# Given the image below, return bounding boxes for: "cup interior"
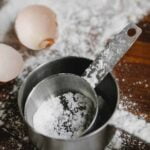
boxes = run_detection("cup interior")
[24,73,99,138]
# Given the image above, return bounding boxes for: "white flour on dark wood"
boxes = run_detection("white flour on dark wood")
[33,92,94,139]
[110,102,150,144]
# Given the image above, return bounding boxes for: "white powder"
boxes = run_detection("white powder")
[33,92,94,139]
[145,84,149,88]
[110,104,150,143]
[105,130,123,150]
[0,0,149,146]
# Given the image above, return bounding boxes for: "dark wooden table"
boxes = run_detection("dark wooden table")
[114,15,150,121]
[112,14,150,149]
[0,15,150,150]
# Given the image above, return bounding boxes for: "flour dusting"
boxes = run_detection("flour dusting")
[32,92,94,139]
[105,130,123,150]
[110,103,150,143]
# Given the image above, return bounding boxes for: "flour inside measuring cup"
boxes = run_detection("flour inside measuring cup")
[33,92,94,139]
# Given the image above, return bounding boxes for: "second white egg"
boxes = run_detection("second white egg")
[0,44,24,82]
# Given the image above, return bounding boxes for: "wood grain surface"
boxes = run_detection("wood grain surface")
[112,14,150,149]
[114,15,150,121]
[0,15,150,150]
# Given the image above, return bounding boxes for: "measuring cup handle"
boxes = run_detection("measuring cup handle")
[82,23,142,88]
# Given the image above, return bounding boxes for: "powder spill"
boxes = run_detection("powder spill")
[110,104,150,143]
[32,92,94,139]
[105,130,123,150]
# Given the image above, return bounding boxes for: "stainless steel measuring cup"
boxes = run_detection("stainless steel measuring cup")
[18,56,118,150]
[18,23,142,150]
[24,73,99,138]
[24,23,142,138]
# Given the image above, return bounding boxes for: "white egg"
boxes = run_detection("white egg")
[0,44,24,82]
[15,5,58,50]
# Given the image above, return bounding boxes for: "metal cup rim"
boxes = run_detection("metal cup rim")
[18,56,119,142]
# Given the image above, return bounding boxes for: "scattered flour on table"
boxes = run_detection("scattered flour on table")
[32,92,94,139]
[105,130,123,150]
[110,103,150,143]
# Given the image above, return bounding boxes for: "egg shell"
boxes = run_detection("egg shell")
[15,5,58,50]
[0,44,24,82]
